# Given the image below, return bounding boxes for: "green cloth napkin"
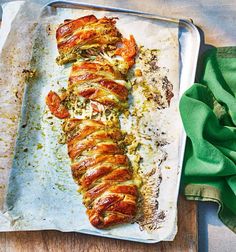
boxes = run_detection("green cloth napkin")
[180,47,236,233]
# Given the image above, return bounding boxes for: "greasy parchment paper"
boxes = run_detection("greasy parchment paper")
[0,0,180,243]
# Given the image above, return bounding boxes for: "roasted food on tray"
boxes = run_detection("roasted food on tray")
[46,91,70,119]
[114,35,137,68]
[68,61,129,110]
[62,119,138,228]
[56,15,122,64]
[46,14,139,229]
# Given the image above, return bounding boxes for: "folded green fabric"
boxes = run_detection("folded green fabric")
[180,47,236,233]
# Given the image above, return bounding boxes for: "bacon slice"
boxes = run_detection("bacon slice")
[69,61,129,110]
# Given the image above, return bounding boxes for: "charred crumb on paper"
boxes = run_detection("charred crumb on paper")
[23,148,28,153]
[46,24,52,35]
[22,69,37,80]
[157,210,166,220]
[162,76,174,106]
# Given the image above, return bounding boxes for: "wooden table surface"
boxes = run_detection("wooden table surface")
[0,196,197,252]
[1,0,236,251]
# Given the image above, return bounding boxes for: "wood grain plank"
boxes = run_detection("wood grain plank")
[0,196,197,252]
[0,232,6,252]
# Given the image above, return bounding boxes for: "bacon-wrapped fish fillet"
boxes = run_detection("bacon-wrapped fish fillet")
[46,14,140,229]
[56,15,121,65]
[62,119,138,229]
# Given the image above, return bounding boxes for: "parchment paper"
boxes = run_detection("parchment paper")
[0,0,180,242]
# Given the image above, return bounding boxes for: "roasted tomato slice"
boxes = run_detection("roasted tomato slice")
[115,35,137,68]
[46,91,70,119]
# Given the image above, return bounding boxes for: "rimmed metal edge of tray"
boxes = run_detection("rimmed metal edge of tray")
[39,1,200,243]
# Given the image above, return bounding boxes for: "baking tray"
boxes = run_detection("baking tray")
[2,1,200,243]
[46,0,200,236]
[45,0,200,213]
